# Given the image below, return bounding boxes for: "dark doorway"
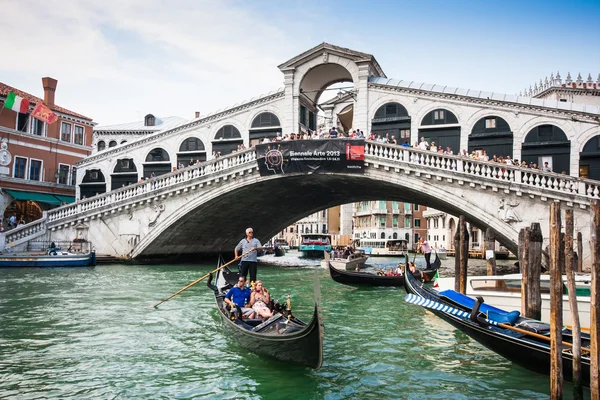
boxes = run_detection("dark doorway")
[143,148,171,178]
[418,109,460,153]
[79,169,106,199]
[111,158,138,190]
[371,102,411,139]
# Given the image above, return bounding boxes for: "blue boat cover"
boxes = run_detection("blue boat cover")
[439,290,520,325]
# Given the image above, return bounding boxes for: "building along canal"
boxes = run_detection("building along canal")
[0,254,589,399]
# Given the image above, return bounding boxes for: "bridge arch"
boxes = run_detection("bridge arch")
[79,169,107,199]
[143,147,172,177]
[111,158,138,190]
[370,101,411,140]
[130,165,521,259]
[580,134,600,180]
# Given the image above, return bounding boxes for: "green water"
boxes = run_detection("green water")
[0,255,588,399]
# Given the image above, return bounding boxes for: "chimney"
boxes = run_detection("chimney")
[41,77,58,108]
[195,111,200,118]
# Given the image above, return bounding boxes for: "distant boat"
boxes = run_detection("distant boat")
[0,241,96,268]
[299,234,332,258]
[357,238,407,257]
[320,252,369,270]
[436,273,591,331]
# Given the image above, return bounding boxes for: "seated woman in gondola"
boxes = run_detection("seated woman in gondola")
[408,262,422,278]
[250,280,273,320]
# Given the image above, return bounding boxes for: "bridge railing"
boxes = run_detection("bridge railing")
[3,215,47,249]
[47,149,258,224]
[365,141,599,200]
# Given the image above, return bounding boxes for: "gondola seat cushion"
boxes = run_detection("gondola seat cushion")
[439,290,520,324]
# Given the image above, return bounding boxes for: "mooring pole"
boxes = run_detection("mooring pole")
[519,227,530,316]
[576,231,583,273]
[590,199,600,399]
[454,225,460,292]
[485,227,496,276]
[459,216,468,294]
[528,223,543,321]
[549,202,563,399]
[564,209,583,399]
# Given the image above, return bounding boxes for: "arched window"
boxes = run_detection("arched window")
[469,116,513,159]
[251,112,281,128]
[120,140,127,144]
[580,135,600,180]
[421,109,458,125]
[145,148,170,162]
[97,140,106,151]
[109,140,117,148]
[178,137,207,165]
[145,114,155,127]
[374,102,409,119]
[213,125,243,155]
[179,137,205,152]
[393,232,398,239]
[215,125,241,140]
[380,232,385,239]
[522,124,570,174]
[112,159,138,190]
[80,169,106,199]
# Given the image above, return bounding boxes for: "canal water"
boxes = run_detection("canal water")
[0,252,589,399]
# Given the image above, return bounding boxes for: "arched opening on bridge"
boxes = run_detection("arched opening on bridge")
[111,158,138,190]
[144,148,171,178]
[249,112,281,146]
[79,169,106,199]
[3,199,44,225]
[109,140,117,148]
[178,137,206,166]
[97,140,106,152]
[371,102,410,142]
[522,124,570,174]
[418,109,460,152]
[299,64,354,134]
[120,140,127,145]
[468,116,513,159]
[212,125,242,155]
[579,134,600,180]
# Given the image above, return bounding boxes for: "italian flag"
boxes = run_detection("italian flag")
[433,270,440,290]
[4,92,30,113]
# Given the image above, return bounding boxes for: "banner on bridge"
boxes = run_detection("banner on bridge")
[256,139,365,176]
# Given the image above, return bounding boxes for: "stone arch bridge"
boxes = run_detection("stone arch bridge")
[5,141,599,268]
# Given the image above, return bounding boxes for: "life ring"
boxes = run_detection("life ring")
[49,251,57,256]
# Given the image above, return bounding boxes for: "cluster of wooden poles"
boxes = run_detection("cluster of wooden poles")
[451,200,599,400]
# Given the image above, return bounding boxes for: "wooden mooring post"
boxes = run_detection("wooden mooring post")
[528,224,543,321]
[485,228,496,276]
[576,231,583,274]
[591,199,600,399]
[458,216,468,294]
[519,227,530,316]
[564,209,583,400]
[549,202,563,399]
[454,225,460,292]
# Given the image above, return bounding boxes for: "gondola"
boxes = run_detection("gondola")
[207,265,323,369]
[402,263,592,386]
[328,254,440,287]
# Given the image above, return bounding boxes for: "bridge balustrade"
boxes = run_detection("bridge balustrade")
[365,141,600,199]
[4,217,47,248]
[46,149,258,224]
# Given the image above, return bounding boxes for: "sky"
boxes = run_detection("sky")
[2,0,599,125]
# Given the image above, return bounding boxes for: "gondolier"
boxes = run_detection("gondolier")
[234,228,263,284]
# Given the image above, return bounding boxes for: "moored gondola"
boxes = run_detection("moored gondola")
[402,263,592,386]
[207,266,323,369]
[328,254,439,287]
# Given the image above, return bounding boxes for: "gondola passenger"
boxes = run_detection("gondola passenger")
[224,276,255,319]
[250,280,273,320]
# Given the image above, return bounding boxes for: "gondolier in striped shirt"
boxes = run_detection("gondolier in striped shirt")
[235,228,263,284]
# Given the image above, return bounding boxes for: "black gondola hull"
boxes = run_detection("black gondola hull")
[403,266,591,386]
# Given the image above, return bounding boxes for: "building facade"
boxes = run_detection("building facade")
[0,77,94,225]
[423,208,484,251]
[353,201,414,247]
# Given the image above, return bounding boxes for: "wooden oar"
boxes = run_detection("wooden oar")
[404,294,590,353]
[153,250,253,308]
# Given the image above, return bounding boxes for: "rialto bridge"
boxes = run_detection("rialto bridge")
[3,43,600,268]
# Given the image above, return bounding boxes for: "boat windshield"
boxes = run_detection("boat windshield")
[301,236,330,245]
